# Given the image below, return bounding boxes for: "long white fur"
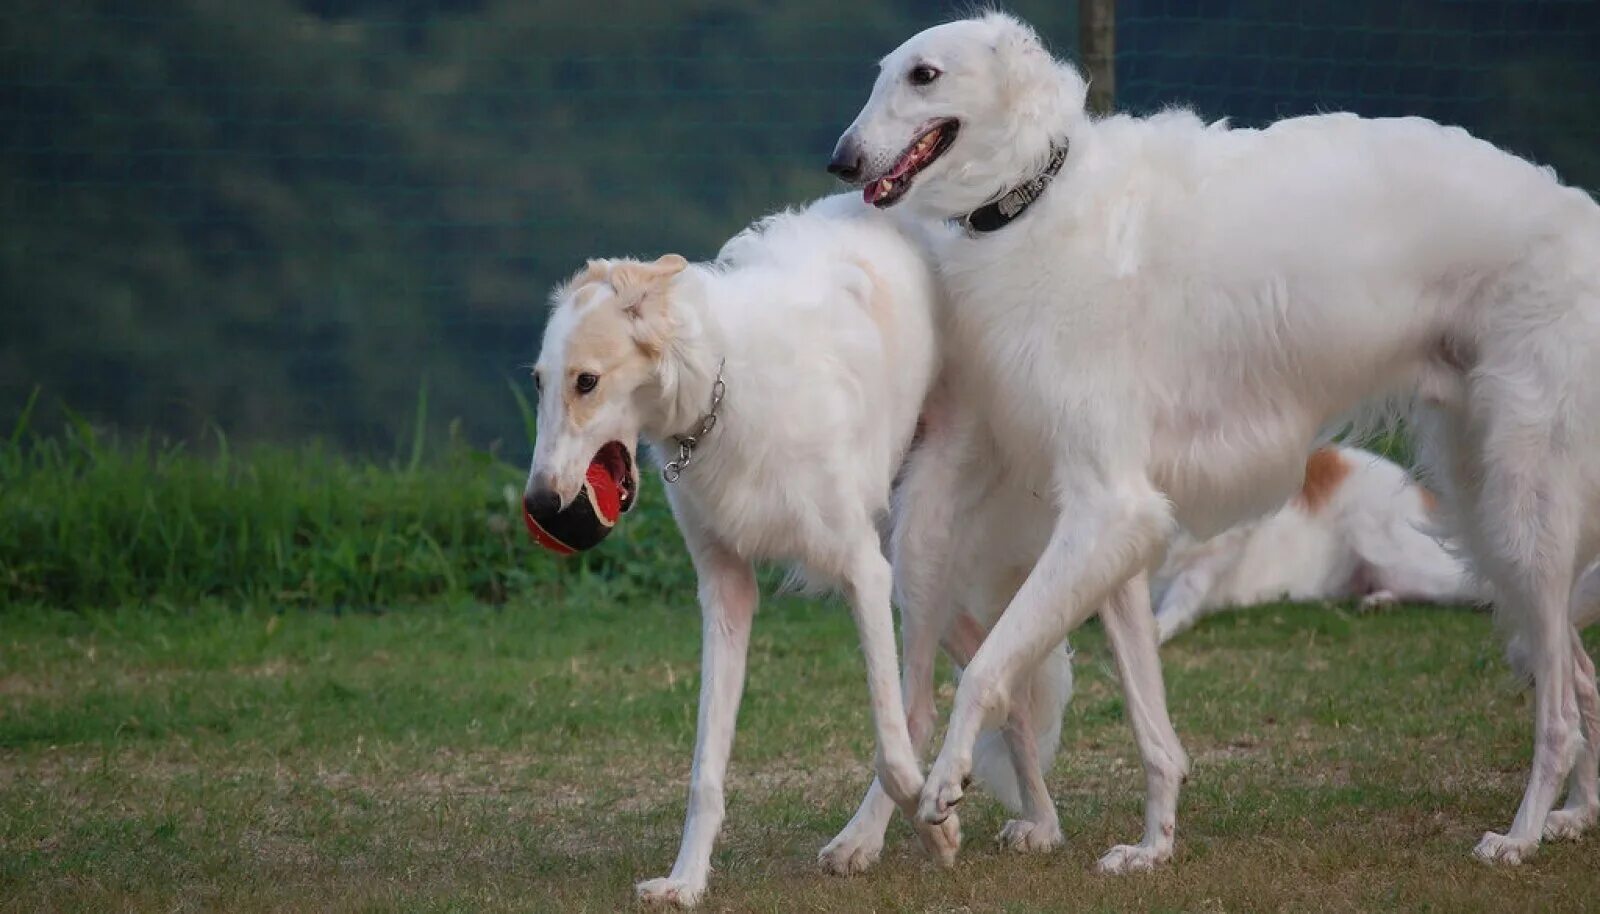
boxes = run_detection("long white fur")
[830,11,1600,871]
[819,397,1078,870]
[529,196,954,907]
[1153,445,1487,642]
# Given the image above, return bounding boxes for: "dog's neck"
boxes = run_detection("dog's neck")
[955,139,1070,235]
[642,270,726,449]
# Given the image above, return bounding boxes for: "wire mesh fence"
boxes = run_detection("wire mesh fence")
[3,1,1596,453]
[1118,0,1600,186]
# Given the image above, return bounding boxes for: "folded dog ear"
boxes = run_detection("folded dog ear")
[608,254,686,292]
[985,12,1086,122]
[648,253,688,276]
[610,254,687,356]
[549,258,615,309]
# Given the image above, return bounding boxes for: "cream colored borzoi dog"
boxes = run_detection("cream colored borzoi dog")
[523,196,1070,905]
[826,12,1600,870]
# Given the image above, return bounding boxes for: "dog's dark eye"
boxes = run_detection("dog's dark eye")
[909,64,941,86]
[532,371,542,393]
[575,373,599,394]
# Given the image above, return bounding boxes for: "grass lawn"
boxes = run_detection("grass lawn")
[3,597,1598,912]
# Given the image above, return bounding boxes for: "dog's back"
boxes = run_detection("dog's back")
[663,195,940,568]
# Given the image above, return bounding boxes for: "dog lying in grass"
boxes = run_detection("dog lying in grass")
[1153,445,1486,642]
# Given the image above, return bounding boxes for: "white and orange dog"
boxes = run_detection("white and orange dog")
[524,196,1068,905]
[829,12,1600,870]
[1153,445,1485,642]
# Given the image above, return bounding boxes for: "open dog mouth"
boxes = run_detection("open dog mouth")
[865,119,959,208]
[593,440,638,513]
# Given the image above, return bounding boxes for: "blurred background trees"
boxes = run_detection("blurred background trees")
[3,1,1595,452]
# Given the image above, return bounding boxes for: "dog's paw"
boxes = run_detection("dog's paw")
[1358,590,1398,611]
[1096,842,1170,875]
[818,827,884,876]
[918,763,967,825]
[998,818,1063,853]
[1154,617,1181,644]
[636,876,705,907]
[914,811,962,866]
[1472,831,1538,865]
[1543,804,1600,841]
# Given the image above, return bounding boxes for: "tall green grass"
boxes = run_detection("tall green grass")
[0,395,694,611]
[0,384,1420,614]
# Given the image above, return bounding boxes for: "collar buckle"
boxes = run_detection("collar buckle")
[957,139,1069,236]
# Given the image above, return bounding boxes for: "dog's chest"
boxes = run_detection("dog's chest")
[937,237,1130,447]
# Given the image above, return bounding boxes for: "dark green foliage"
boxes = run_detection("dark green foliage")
[0,1,1078,449]
[9,2,1592,451]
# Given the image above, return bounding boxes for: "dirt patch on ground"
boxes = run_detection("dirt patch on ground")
[0,673,43,697]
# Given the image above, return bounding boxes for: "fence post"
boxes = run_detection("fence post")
[1079,0,1115,116]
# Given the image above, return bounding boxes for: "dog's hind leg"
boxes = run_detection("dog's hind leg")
[1544,626,1600,840]
[1465,417,1583,864]
[1095,571,1189,873]
[949,610,1069,854]
[636,528,757,907]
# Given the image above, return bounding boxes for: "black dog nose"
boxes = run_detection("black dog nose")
[828,137,864,182]
[524,486,562,518]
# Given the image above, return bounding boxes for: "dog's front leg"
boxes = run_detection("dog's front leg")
[918,478,1173,832]
[821,399,974,873]
[818,589,957,873]
[636,536,757,908]
[842,529,924,815]
[1096,571,1189,872]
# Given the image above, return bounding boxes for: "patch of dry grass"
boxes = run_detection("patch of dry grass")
[2,600,1597,912]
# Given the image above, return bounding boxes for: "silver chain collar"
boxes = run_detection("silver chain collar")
[661,359,726,484]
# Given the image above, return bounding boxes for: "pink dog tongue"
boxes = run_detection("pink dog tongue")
[864,157,913,204]
[864,131,940,204]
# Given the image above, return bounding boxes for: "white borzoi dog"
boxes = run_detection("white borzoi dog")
[827,12,1600,869]
[1153,445,1485,642]
[526,196,996,905]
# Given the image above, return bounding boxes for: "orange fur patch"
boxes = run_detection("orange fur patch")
[1296,447,1352,513]
[849,259,897,345]
[1419,486,1440,513]
[607,254,686,294]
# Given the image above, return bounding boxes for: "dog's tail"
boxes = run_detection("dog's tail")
[969,641,1074,816]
